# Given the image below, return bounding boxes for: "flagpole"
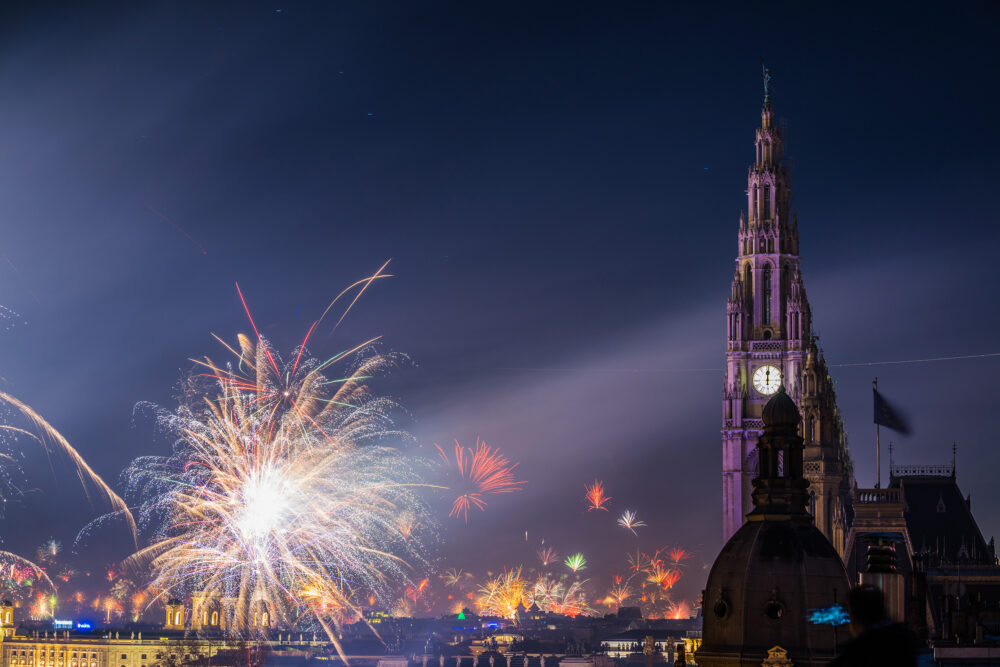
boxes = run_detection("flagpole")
[874,377,880,489]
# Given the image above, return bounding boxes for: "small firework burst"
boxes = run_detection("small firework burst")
[564,552,587,573]
[435,439,525,522]
[584,479,611,511]
[617,509,646,535]
[537,546,559,567]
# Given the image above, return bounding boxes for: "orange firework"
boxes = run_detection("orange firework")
[436,439,525,522]
[475,567,528,620]
[669,548,691,563]
[584,479,611,511]
[628,550,652,573]
[405,578,428,604]
[668,600,692,619]
[661,569,682,590]
[606,582,631,607]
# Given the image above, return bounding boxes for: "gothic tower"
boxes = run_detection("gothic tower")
[721,75,855,553]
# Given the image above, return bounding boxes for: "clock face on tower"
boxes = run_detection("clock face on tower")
[753,365,782,395]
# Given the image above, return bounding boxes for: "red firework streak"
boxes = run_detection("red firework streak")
[435,439,526,522]
[669,547,691,563]
[584,479,612,511]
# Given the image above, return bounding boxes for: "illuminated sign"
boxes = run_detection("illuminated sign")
[76,622,92,631]
[53,620,73,629]
[807,605,849,626]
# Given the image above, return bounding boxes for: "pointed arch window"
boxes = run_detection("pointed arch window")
[743,264,753,310]
[762,265,772,325]
[763,186,770,221]
[781,264,791,330]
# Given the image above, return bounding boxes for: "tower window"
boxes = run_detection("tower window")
[763,186,770,220]
[743,264,753,309]
[762,265,772,325]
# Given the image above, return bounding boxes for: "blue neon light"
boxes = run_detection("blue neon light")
[807,604,849,626]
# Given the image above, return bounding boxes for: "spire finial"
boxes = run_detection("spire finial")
[761,59,772,105]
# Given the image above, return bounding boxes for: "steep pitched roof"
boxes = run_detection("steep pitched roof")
[895,475,993,565]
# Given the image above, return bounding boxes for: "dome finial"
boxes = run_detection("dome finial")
[762,384,799,428]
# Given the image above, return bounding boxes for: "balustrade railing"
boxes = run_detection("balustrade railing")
[855,487,901,504]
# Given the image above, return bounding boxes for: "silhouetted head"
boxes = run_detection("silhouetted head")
[847,584,887,635]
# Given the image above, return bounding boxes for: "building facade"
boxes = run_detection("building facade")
[721,86,854,551]
[701,389,851,667]
[845,457,1000,642]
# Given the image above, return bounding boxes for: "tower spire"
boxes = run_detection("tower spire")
[761,59,772,106]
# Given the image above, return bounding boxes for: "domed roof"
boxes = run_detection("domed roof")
[698,519,850,665]
[762,385,800,428]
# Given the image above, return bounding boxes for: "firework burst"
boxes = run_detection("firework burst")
[475,568,527,620]
[605,581,631,607]
[584,479,611,511]
[669,548,691,563]
[119,283,431,656]
[617,509,646,535]
[537,546,558,567]
[530,575,591,617]
[564,552,587,573]
[435,439,525,522]
[668,599,692,619]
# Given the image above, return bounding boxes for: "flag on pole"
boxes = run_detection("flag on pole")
[873,388,911,435]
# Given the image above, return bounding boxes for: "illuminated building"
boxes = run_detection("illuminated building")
[0,601,316,667]
[845,453,1000,643]
[722,72,854,550]
[601,627,701,663]
[699,388,851,666]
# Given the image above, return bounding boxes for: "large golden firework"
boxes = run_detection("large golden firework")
[123,280,430,656]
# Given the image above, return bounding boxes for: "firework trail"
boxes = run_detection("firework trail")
[584,479,611,511]
[617,509,646,535]
[564,553,587,573]
[536,546,558,567]
[435,439,525,522]
[0,393,138,541]
[319,260,393,334]
[117,287,431,659]
[146,204,208,255]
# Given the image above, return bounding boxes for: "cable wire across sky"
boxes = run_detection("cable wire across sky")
[499,352,1000,374]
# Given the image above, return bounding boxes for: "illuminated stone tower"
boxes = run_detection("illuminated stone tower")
[721,74,855,552]
[0,600,12,638]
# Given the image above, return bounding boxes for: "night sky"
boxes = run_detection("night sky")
[0,1,998,606]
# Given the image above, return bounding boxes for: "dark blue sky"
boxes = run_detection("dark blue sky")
[0,1,998,604]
